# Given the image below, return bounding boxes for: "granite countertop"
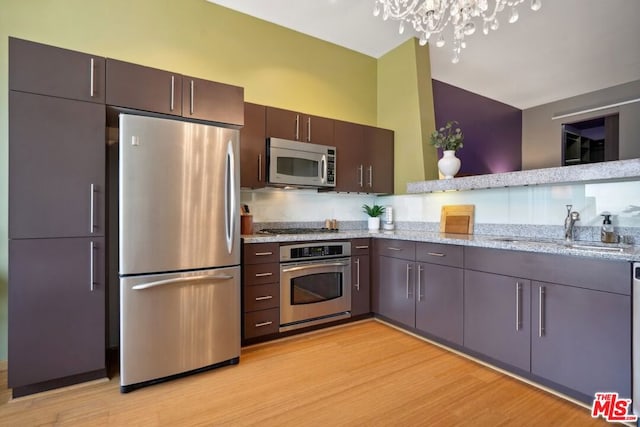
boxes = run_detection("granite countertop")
[242,230,640,262]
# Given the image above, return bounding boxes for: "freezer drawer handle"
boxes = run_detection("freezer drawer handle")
[132,274,234,290]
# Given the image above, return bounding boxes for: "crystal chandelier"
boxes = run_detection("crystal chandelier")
[373,0,542,63]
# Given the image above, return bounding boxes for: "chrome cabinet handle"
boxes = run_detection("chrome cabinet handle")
[515,282,522,331]
[258,154,263,182]
[89,58,95,98]
[427,252,445,257]
[417,265,423,301]
[307,117,311,142]
[170,75,175,111]
[190,80,195,115]
[406,264,411,299]
[255,295,273,301]
[387,247,402,251]
[89,184,96,233]
[89,241,96,291]
[355,245,369,250]
[255,321,273,328]
[295,114,300,140]
[133,274,233,290]
[254,251,273,256]
[358,165,364,188]
[354,258,360,291]
[368,165,373,188]
[254,272,273,277]
[538,286,546,337]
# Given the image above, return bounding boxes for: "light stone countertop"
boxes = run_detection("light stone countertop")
[242,230,640,262]
[406,158,640,193]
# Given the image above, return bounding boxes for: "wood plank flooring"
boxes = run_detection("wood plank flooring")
[0,320,608,426]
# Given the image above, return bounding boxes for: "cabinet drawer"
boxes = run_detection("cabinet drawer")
[416,242,463,267]
[243,263,279,286]
[244,308,279,339]
[375,239,415,260]
[351,238,370,255]
[244,283,279,312]
[243,243,279,264]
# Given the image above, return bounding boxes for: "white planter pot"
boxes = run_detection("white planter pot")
[367,217,381,231]
[438,150,461,179]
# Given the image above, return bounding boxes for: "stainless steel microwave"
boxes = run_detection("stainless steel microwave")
[267,137,336,188]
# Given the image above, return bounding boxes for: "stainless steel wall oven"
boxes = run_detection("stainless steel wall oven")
[279,241,351,332]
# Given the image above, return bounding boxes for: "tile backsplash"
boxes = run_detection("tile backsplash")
[241,179,640,241]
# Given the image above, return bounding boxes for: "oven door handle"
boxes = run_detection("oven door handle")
[281,261,350,273]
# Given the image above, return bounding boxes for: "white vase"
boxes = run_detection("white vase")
[367,217,380,231]
[438,150,461,179]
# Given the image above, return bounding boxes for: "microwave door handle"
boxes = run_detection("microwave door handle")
[320,154,327,184]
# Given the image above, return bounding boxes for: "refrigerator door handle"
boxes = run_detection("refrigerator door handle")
[132,274,234,290]
[225,140,236,254]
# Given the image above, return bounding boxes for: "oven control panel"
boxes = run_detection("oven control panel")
[280,241,351,262]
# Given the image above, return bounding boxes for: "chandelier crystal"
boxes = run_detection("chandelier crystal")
[373,0,542,63]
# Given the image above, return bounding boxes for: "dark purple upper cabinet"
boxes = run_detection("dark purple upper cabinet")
[8,237,106,390]
[265,106,334,146]
[334,120,365,193]
[182,76,244,126]
[9,91,105,239]
[531,281,631,399]
[432,79,522,176]
[106,59,182,116]
[240,102,267,188]
[9,37,105,104]
[464,270,531,372]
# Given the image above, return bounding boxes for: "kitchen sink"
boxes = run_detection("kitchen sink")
[564,243,626,253]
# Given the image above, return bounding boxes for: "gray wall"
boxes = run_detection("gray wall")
[522,80,640,170]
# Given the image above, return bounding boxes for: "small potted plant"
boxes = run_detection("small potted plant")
[362,204,385,231]
[430,120,464,179]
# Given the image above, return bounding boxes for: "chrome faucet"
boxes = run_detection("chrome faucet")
[564,204,580,242]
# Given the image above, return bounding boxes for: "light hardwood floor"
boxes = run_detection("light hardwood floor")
[0,320,608,426]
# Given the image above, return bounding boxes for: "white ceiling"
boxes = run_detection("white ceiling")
[206,0,640,109]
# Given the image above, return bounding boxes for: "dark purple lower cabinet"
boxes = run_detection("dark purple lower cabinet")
[376,256,415,327]
[531,281,631,398]
[8,237,106,395]
[351,254,371,317]
[464,270,531,372]
[415,263,463,345]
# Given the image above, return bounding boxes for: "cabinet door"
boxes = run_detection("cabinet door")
[334,120,365,192]
[9,37,105,103]
[266,106,302,141]
[531,281,631,398]
[8,237,106,390]
[464,270,531,371]
[106,59,181,116]
[415,263,464,345]
[364,126,394,194]
[304,114,334,146]
[352,254,371,316]
[183,76,244,126]
[9,91,105,239]
[240,103,267,188]
[376,256,415,326]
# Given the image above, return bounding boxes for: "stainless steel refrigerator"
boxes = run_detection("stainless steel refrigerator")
[118,113,240,393]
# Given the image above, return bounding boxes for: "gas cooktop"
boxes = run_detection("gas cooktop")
[257,228,339,235]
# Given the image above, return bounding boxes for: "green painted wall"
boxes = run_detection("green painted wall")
[377,38,438,194]
[0,0,435,361]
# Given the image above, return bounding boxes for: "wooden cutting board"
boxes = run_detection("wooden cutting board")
[440,205,475,234]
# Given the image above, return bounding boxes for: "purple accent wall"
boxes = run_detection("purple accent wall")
[432,80,522,176]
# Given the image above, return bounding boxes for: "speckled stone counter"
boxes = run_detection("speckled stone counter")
[406,158,640,193]
[242,230,640,262]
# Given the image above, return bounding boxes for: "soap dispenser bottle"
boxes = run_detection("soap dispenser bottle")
[600,213,617,243]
